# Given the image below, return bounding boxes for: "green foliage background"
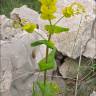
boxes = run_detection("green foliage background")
[0,0,40,17]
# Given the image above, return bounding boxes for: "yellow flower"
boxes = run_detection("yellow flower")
[41,5,57,14]
[62,6,74,18]
[12,21,21,28]
[40,0,57,20]
[62,2,85,18]
[71,2,85,14]
[20,18,27,25]
[40,0,57,6]
[22,23,36,33]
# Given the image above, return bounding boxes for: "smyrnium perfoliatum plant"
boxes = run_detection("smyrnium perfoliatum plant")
[12,0,85,96]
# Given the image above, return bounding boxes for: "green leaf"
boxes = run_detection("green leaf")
[38,48,56,71]
[51,82,61,93]
[45,25,69,34]
[37,81,60,96]
[31,40,55,49]
[91,64,96,71]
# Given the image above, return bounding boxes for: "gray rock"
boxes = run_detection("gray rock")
[10,5,39,24]
[0,14,15,40]
[0,18,47,96]
[52,0,96,59]
[59,57,93,79]
[90,91,96,96]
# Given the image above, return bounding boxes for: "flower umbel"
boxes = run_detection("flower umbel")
[62,2,85,18]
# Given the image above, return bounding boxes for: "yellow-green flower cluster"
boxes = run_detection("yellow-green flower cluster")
[12,18,37,33]
[22,23,37,33]
[40,0,57,20]
[62,2,85,18]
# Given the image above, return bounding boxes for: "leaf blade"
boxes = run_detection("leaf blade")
[38,48,56,71]
[31,40,55,49]
[45,25,69,34]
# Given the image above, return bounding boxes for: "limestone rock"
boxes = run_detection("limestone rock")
[0,15,16,40]
[10,5,39,24]
[52,0,96,59]
[59,57,96,96]
[90,91,96,96]
[83,38,96,58]
[59,57,96,79]
[0,15,47,96]
[52,18,96,59]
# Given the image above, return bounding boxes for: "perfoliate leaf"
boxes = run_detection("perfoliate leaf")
[45,25,69,34]
[38,48,56,71]
[22,23,36,33]
[31,40,55,49]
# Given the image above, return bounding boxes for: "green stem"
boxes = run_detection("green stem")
[54,16,64,25]
[44,16,64,84]
[35,31,46,40]
[74,55,82,96]
[44,34,52,84]
[44,19,53,85]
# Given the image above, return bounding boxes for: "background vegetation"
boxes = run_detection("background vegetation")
[0,0,40,17]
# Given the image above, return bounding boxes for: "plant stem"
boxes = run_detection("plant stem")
[71,15,83,56]
[35,31,46,40]
[44,19,52,85]
[80,70,92,81]
[44,34,52,85]
[74,15,83,96]
[54,16,64,25]
[74,55,82,96]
